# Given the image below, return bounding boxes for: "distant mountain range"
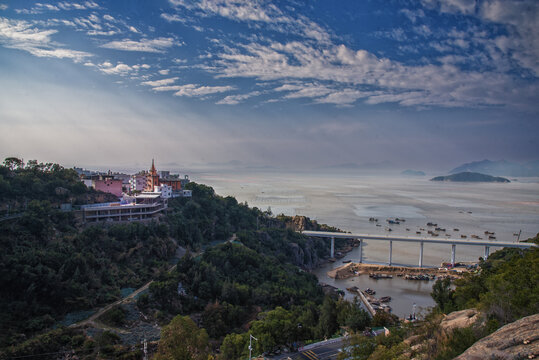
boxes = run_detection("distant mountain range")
[401,169,425,176]
[320,161,394,170]
[450,159,539,177]
[431,172,510,183]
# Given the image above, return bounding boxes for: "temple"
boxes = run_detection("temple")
[144,159,185,192]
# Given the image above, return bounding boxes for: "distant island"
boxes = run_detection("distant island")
[431,172,510,183]
[401,169,425,176]
[449,159,539,177]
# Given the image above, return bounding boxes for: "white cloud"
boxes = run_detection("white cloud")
[141,77,179,87]
[275,83,333,99]
[217,91,261,104]
[400,9,425,23]
[206,36,536,109]
[169,0,331,43]
[128,26,139,33]
[316,89,368,105]
[87,30,117,36]
[0,17,91,62]
[58,1,99,10]
[479,0,539,76]
[172,84,235,97]
[103,14,115,21]
[85,61,151,76]
[421,0,476,14]
[0,4,8,11]
[100,37,177,53]
[161,13,185,23]
[158,69,170,75]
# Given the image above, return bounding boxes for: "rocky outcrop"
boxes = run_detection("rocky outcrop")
[440,309,480,336]
[288,215,320,231]
[287,238,323,270]
[456,313,539,360]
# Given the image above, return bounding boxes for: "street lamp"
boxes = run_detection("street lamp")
[249,334,258,360]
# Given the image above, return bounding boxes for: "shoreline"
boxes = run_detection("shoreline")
[327,262,468,280]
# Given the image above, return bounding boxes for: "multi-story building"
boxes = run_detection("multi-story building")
[92,177,123,198]
[129,173,147,193]
[81,193,167,223]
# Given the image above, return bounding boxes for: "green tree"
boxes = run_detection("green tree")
[431,278,456,313]
[219,333,248,360]
[154,315,210,360]
[317,296,338,338]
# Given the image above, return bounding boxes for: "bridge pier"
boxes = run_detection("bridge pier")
[484,246,490,260]
[451,244,456,266]
[330,237,335,258]
[389,240,393,266]
[419,241,424,268]
[359,239,363,263]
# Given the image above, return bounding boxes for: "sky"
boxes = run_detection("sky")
[0,0,538,171]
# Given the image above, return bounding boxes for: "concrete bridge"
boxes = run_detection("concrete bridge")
[301,231,537,267]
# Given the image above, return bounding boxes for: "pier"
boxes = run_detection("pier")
[301,231,537,267]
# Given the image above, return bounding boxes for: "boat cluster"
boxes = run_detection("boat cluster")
[403,274,436,281]
[369,273,393,279]
[369,217,501,241]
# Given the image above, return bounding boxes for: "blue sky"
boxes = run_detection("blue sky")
[0,0,537,170]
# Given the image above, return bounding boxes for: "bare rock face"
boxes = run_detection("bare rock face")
[287,238,322,270]
[456,313,539,360]
[289,215,319,231]
[440,309,480,336]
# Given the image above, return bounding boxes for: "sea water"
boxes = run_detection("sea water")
[195,170,539,316]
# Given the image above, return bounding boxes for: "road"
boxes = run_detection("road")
[271,338,345,360]
[70,245,188,328]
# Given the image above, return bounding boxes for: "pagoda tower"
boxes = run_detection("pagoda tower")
[146,159,160,191]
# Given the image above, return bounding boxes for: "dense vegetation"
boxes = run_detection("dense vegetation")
[430,171,510,183]
[0,159,177,347]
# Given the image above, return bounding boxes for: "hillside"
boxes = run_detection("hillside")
[401,169,425,176]
[449,159,539,177]
[431,172,510,183]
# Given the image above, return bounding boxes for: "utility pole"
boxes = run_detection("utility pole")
[248,334,258,360]
[517,230,522,242]
[142,338,147,360]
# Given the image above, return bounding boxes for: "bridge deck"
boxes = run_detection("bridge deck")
[301,231,536,248]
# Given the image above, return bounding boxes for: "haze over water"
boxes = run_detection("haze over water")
[196,170,539,316]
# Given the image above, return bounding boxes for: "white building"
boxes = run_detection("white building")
[129,174,147,193]
[154,184,173,199]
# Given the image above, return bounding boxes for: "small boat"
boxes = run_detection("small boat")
[342,259,351,263]
[427,222,438,227]
[416,231,421,235]
[379,296,392,302]
[365,288,376,295]
[454,228,460,231]
[461,235,467,238]
[489,235,496,240]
